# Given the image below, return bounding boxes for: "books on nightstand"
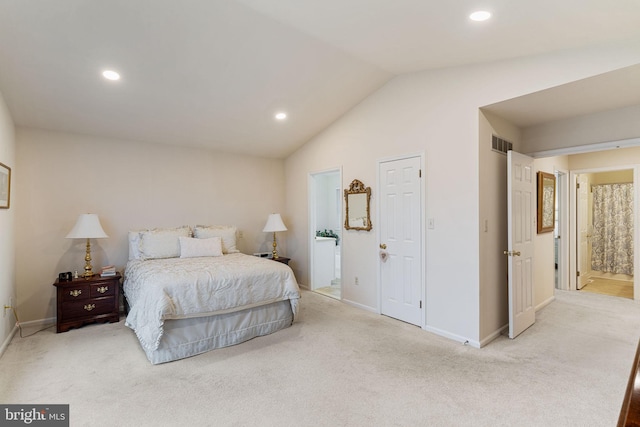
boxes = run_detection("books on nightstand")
[100,265,116,277]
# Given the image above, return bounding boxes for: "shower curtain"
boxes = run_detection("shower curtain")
[591,183,634,275]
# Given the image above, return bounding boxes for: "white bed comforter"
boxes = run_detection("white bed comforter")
[124,253,300,352]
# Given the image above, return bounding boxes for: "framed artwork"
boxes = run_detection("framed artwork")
[537,171,555,233]
[0,162,10,209]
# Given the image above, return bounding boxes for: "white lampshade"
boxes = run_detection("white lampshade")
[66,214,108,239]
[262,213,287,233]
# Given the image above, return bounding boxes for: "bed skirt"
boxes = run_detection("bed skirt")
[142,300,294,364]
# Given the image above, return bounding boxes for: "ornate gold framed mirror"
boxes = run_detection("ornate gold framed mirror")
[344,179,372,231]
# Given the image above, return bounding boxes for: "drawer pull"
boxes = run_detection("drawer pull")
[84,304,96,312]
[97,286,108,294]
[69,290,82,297]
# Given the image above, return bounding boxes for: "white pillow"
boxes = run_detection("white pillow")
[179,236,223,258]
[193,225,239,254]
[128,231,143,260]
[137,226,192,260]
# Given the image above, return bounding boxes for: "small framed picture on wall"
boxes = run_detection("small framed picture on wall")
[0,162,11,209]
[536,171,555,233]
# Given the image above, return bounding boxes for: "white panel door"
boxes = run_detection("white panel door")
[507,151,535,339]
[576,174,590,289]
[380,156,422,326]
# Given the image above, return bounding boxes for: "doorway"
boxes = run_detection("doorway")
[554,170,569,290]
[309,168,342,299]
[572,168,635,299]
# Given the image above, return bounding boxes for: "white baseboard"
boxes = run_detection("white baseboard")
[341,298,377,314]
[19,317,56,329]
[0,323,18,361]
[424,325,480,348]
[480,324,509,347]
[536,295,555,312]
[477,297,555,348]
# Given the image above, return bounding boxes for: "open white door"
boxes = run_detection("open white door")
[507,151,536,339]
[576,174,590,289]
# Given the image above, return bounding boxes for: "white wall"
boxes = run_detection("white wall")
[478,111,521,342]
[285,42,640,345]
[0,90,16,349]
[480,112,569,340]
[569,146,640,171]
[533,156,569,308]
[523,104,640,153]
[15,128,286,323]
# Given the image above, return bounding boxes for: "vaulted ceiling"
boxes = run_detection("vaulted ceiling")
[1,1,639,158]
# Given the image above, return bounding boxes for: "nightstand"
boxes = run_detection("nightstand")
[271,257,290,266]
[53,273,121,333]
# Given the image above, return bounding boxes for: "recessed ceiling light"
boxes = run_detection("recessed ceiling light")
[102,70,120,81]
[275,112,287,120]
[470,11,491,21]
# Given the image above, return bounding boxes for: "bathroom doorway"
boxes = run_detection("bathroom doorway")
[309,168,342,299]
[574,168,635,299]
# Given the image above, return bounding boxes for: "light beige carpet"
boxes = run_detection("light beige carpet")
[582,277,634,299]
[1,289,640,426]
[314,285,341,299]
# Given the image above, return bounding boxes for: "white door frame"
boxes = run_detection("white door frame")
[568,165,639,299]
[308,167,342,293]
[376,152,426,328]
[555,169,570,291]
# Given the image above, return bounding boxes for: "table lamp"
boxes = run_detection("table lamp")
[263,213,287,259]
[66,213,108,278]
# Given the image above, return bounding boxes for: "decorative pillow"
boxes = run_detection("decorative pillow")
[137,226,192,260]
[128,231,143,260]
[179,236,222,258]
[193,225,239,254]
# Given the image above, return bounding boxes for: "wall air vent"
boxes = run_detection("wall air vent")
[492,135,513,155]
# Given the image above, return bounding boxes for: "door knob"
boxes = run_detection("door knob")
[380,243,387,249]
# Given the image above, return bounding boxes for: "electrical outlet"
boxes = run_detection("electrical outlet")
[238,230,244,239]
[355,277,359,286]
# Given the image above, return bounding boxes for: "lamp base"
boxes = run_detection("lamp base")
[83,238,94,279]
[272,232,279,259]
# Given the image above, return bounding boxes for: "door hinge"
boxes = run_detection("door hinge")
[419,169,422,178]
[419,300,422,309]
[576,271,581,277]
[577,183,580,189]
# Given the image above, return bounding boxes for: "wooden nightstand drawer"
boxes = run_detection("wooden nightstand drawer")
[90,282,115,297]
[61,297,115,321]
[62,284,90,301]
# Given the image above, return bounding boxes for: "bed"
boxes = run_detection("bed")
[123,225,301,364]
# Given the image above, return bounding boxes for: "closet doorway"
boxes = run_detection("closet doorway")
[309,168,342,299]
[573,168,635,300]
